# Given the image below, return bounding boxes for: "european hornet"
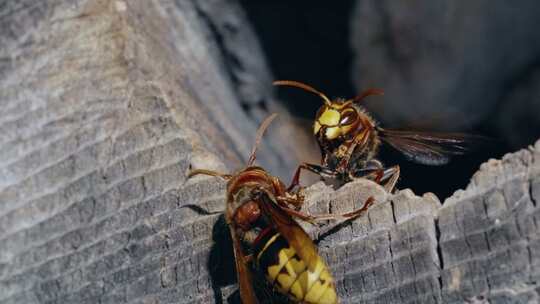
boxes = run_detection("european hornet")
[188,114,373,304]
[274,80,486,192]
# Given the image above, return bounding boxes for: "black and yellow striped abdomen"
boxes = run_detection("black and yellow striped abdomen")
[254,231,338,304]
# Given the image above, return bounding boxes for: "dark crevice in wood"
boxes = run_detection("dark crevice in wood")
[191,1,255,117]
[530,180,538,207]
[191,3,240,87]
[434,217,444,293]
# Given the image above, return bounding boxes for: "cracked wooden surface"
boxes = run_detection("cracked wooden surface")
[186,140,540,304]
[1,1,540,304]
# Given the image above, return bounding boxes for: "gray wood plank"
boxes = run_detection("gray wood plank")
[2,1,540,304]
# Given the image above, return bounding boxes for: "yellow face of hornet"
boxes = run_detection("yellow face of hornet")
[273,80,381,142]
[313,101,360,140]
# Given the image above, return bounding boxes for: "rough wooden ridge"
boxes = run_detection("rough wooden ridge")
[1,1,540,304]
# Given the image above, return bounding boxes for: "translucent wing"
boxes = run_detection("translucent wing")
[257,190,320,272]
[229,224,259,304]
[379,128,489,165]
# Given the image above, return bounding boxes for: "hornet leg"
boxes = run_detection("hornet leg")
[352,160,400,193]
[276,196,375,224]
[287,162,338,192]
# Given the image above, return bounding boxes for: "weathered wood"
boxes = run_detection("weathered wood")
[2,1,540,304]
[304,140,540,304]
[187,139,540,304]
[0,0,303,303]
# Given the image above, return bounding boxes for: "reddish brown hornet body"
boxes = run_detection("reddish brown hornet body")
[188,114,373,304]
[274,80,486,192]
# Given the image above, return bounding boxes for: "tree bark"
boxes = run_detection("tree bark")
[1,1,540,304]
[303,139,540,303]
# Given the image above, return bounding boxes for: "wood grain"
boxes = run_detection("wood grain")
[1,1,540,304]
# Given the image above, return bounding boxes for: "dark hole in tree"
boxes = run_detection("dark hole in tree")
[241,1,513,200]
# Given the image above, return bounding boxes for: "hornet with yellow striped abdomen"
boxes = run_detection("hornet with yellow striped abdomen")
[188,114,374,304]
[274,80,487,193]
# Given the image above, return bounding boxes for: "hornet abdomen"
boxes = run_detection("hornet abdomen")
[254,229,338,304]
